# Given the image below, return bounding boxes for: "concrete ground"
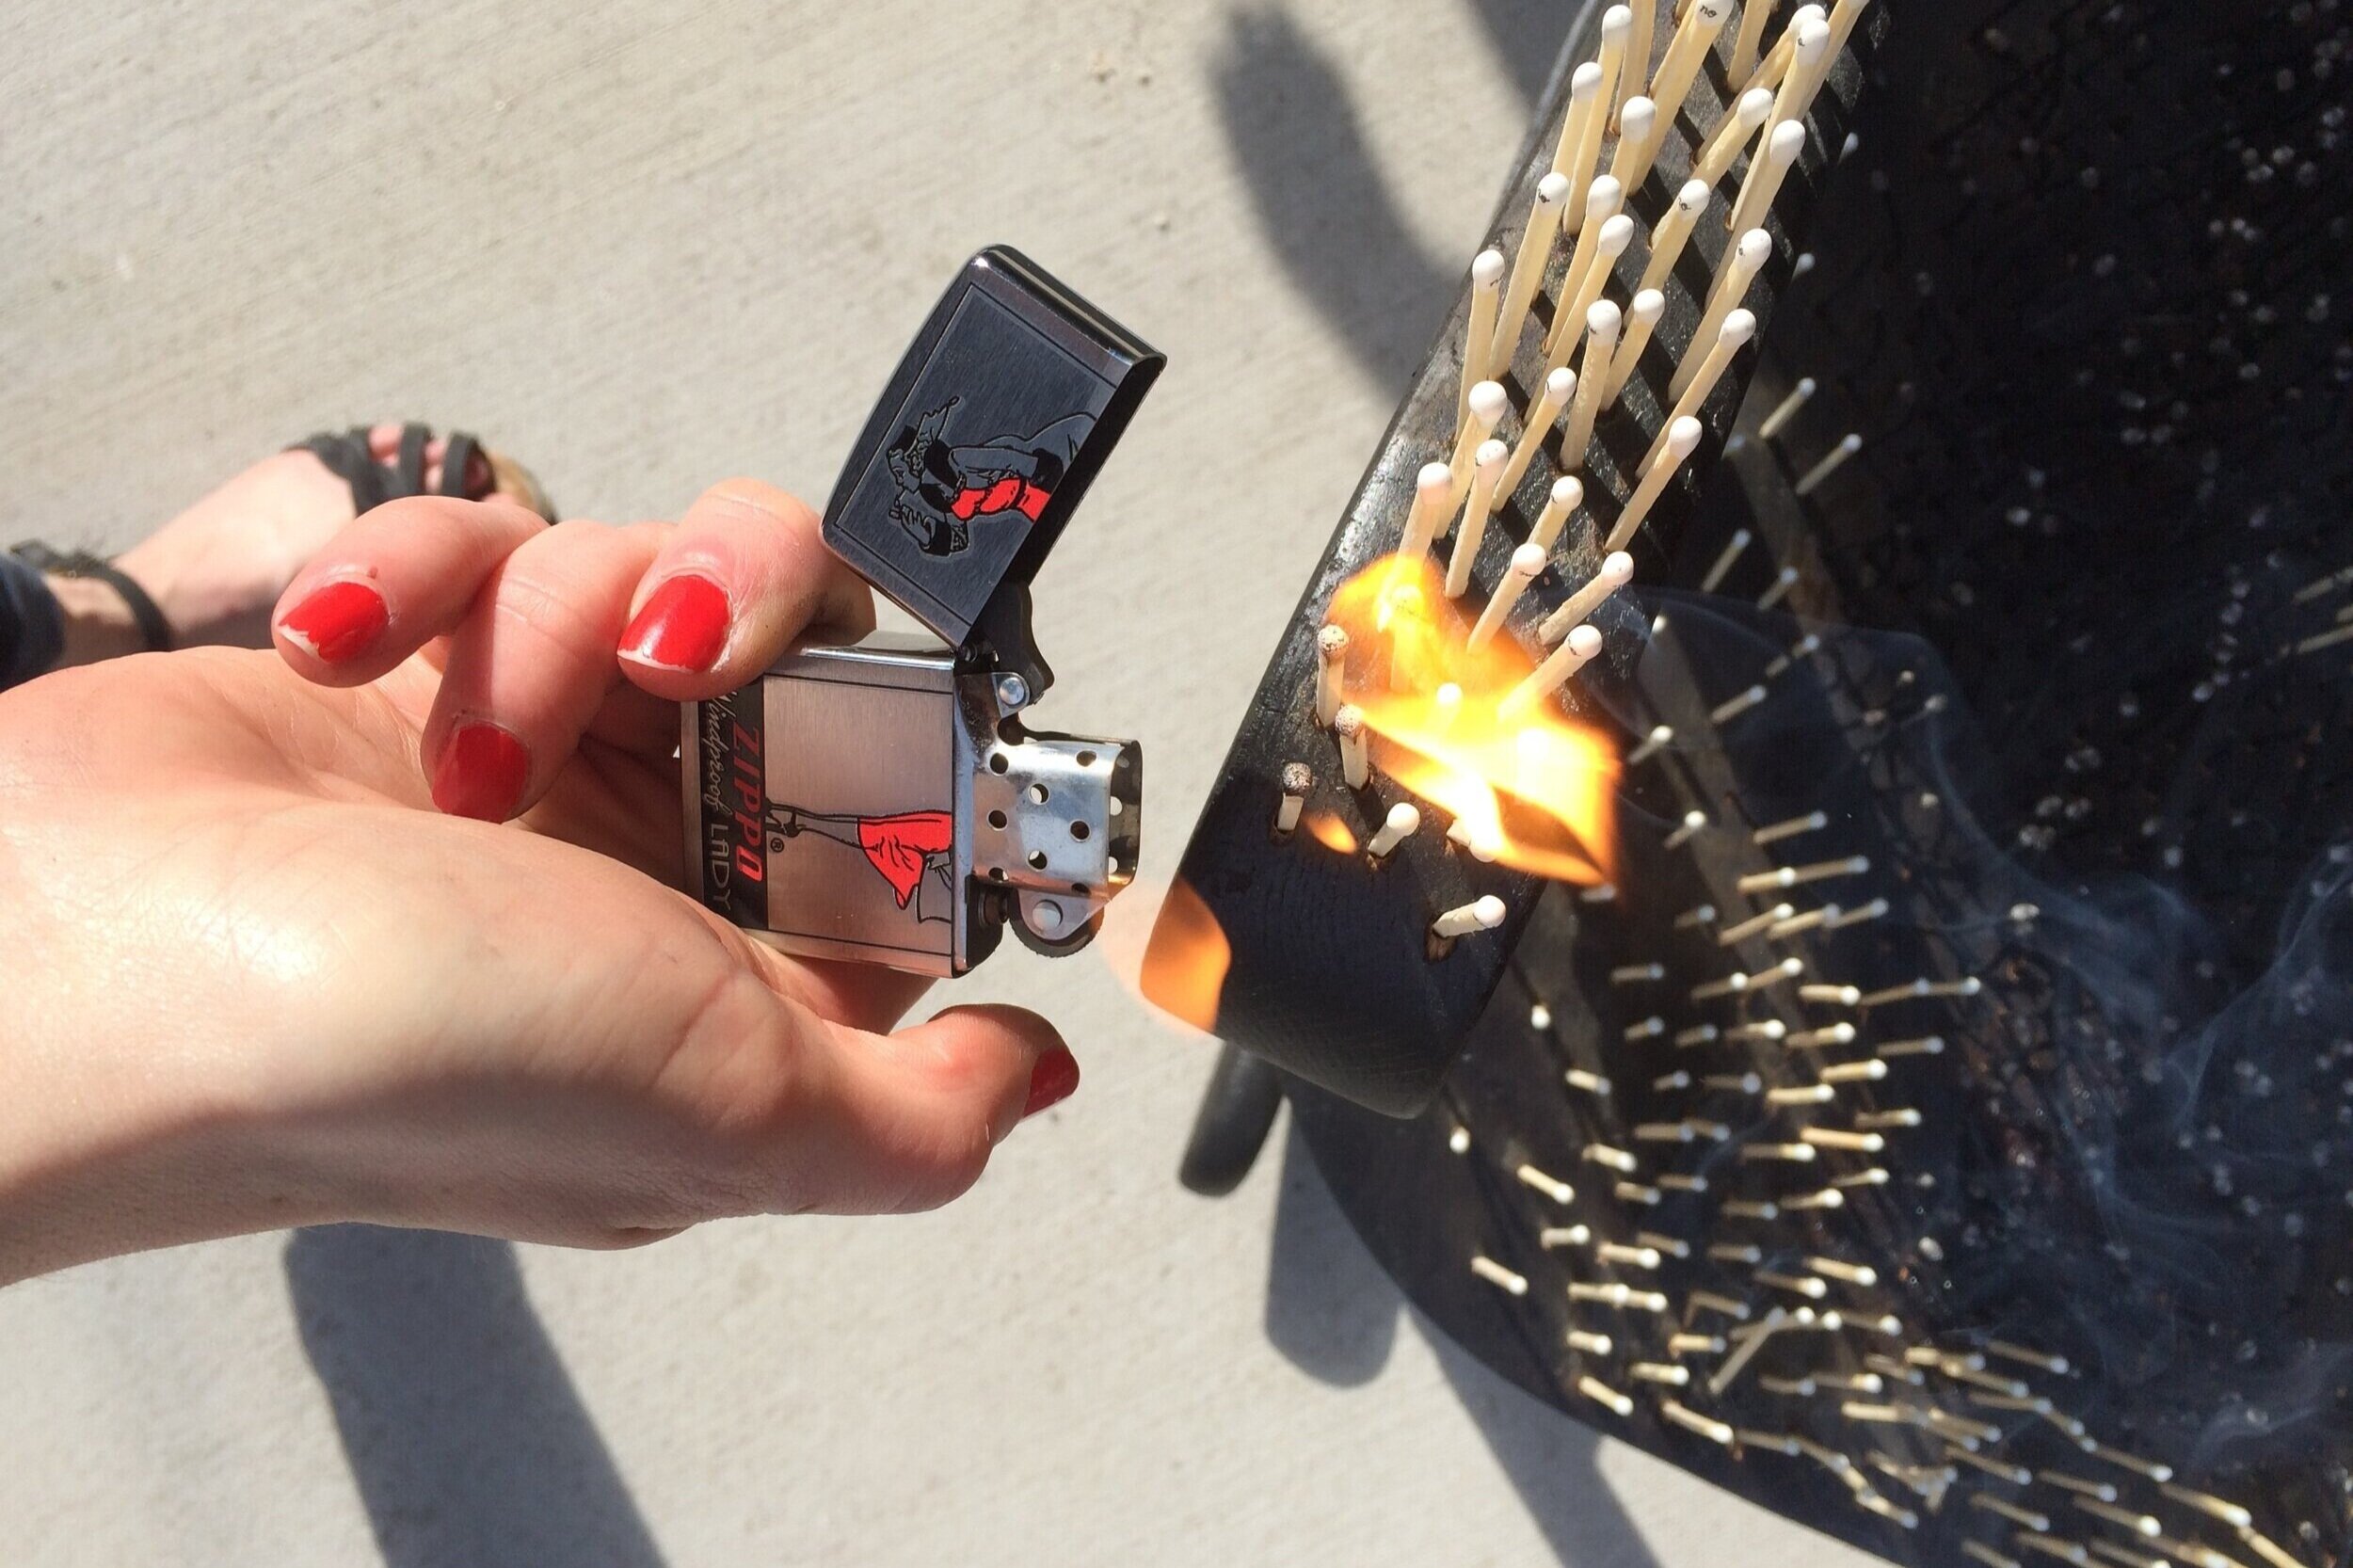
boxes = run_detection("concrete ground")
[0,4,1884,1564]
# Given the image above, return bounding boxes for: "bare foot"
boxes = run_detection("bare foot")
[106,425,540,652]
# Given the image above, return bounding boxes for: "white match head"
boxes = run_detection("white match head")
[1584,174,1624,219]
[1795,15,1832,58]
[1566,624,1604,660]
[1536,170,1573,206]
[1551,474,1584,509]
[1667,416,1704,459]
[1471,894,1509,929]
[1586,298,1623,340]
[1544,365,1577,404]
[1472,248,1506,285]
[1385,802,1420,835]
[1621,97,1656,137]
[1629,288,1666,327]
[1467,379,1510,428]
[1603,6,1632,40]
[1475,437,1510,474]
[1720,307,1758,347]
[1600,551,1635,585]
[1509,542,1547,578]
[1676,177,1710,215]
[1416,460,1452,500]
[1571,61,1604,99]
[1737,87,1774,130]
[1735,228,1773,271]
[1597,214,1636,256]
[1769,119,1808,165]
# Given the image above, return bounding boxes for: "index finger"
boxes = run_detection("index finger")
[615,478,874,699]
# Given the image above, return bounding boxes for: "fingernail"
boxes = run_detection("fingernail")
[279,580,388,664]
[619,574,731,672]
[1022,1047,1080,1119]
[432,722,531,822]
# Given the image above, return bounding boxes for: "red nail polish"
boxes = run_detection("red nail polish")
[1022,1047,1080,1119]
[432,723,531,823]
[619,574,731,672]
[280,580,388,664]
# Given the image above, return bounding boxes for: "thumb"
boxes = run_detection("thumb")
[799,1002,1078,1214]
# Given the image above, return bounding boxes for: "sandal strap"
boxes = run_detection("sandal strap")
[8,542,173,653]
[289,424,499,514]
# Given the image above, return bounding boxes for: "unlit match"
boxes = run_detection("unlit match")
[1501,366,1577,500]
[1539,551,1634,643]
[1471,1255,1529,1296]
[1447,381,1511,514]
[1696,88,1775,190]
[1796,432,1864,496]
[1399,461,1456,561]
[1461,248,1506,421]
[1555,299,1623,469]
[1431,893,1506,941]
[1759,376,1817,440]
[1605,288,1666,408]
[1446,438,1511,598]
[1529,473,1584,554]
[1640,178,1714,295]
[1492,172,1574,372]
[1608,418,1705,552]
[1516,1163,1577,1205]
[1501,623,1604,723]
[1468,542,1548,651]
[1366,801,1419,860]
[1334,704,1369,789]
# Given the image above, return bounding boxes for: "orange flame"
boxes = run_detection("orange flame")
[1136,876,1231,1033]
[1327,552,1618,884]
[1304,811,1359,855]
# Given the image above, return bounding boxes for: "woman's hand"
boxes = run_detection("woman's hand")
[0,480,1074,1285]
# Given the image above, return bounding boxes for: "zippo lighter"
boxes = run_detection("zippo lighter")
[682,247,1162,976]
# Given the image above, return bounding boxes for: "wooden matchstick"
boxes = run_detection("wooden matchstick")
[1579,1376,1636,1416]
[1550,215,1634,382]
[1730,0,1780,83]
[1529,474,1583,552]
[1398,460,1456,560]
[1608,96,1660,195]
[1548,177,1626,359]
[1498,366,1576,501]
[1469,541,1548,649]
[1618,2,1653,128]
[1570,7,1634,234]
[1461,248,1506,421]
[1766,13,1835,130]
[1334,704,1369,788]
[1605,288,1666,407]
[1365,801,1418,860]
[1471,1255,1529,1295]
[1314,623,1350,726]
[1608,417,1704,551]
[1446,438,1511,598]
[1795,431,1862,495]
[1432,894,1508,940]
[1638,177,1712,296]
[1445,380,1511,520]
[1738,4,1820,97]
[1649,0,1732,123]
[1274,761,1311,835]
[1694,88,1774,190]
[1555,300,1621,472]
[1699,529,1751,591]
[1677,231,1771,396]
[1490,172,1573,372]
[1516,1162,1577,1204]
[1825,0,1876,59]
[1757,376,1816,440]
[1550,61,1609,194]
[1653,309,1755,468]
[1538,551,1634,642]
[1500,623,1604,723]
[1728,118,1807,235]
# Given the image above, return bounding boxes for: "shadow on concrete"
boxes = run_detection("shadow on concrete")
[1262,1127,1660,1568]
[1209,0,1576,391]
[285,1225,669,1568]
